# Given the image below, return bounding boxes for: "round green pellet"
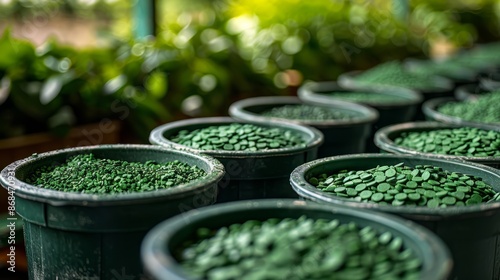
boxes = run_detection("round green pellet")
[408,193,421,201]
[355,184,367,191]
[371,193,384,202]
[360,190,373,199]
[424,190,436,198]
[427,199,440,208]
[442,196,457,205]
[375,175,386,183]
[406,181,418,189]
[385,168,396,177]
[347,189,358,197]
[395,193,408,201]
[335,187,346,193]
[377,183,391,193]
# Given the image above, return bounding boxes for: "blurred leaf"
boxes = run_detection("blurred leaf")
[0,77,11,105]
[10,82,61,119]
[131,94,170,120]
[104,74,127,95]
[40,76,62,105]
[40,71,75,104]
[47,106,76,137]
[145,71,168,99]
[0,29,36,70]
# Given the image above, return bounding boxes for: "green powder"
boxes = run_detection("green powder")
[25,153,206,194]
[355,61,441,90]
[261,104,353,121]
[394,127,500,158]
[408,60,473,80]
[170,123,307,151]
[324,91,408,105]
[310,163,499,207]
[437,92,500,124]
[178,216,422,280]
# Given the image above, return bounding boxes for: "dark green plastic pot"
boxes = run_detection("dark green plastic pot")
[141,199,452,280]
[290,154,500,279]
[298,81,420,152]
[422,97,500,128]
[454,84,487,101]
[375,121,500,169]
[149,117,323,203]
[228,96,378,157]
[338,70,454,120]
[0,144,225,279]
[479,71,500,91]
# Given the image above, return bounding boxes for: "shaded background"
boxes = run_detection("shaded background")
[0,0,499,144]
[1,1,500,279]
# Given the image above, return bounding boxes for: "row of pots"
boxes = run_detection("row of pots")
[2,50,500,279]
[2,113,499,279]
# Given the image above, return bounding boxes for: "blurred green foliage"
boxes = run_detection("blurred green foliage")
[0,0,129,20]
[0,31,170,140]
[0,0,500,141]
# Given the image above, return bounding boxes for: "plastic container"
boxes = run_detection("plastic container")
[454,84,487,101]
[149,117,323,202]
[478,71,500,91]
[0,144,225,279]
[228,96,378,157]
[141,199,452,280]
[338,70,454,120]
[297,81,421,152]
[422,97,500,128]
[290,154,500,279]
[375,121,500,169]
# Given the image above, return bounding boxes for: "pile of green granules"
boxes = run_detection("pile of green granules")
[25,153,206,194]
[393,127,500,157]
[407,60,473,81]
[261,104,353,121]
[354,61,441,90]
[310,163,499,207]
[169,123,306,151]
[322,91,409,105]
[178,216,422,280]
[436,92,500,124]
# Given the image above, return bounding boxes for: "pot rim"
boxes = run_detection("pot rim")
[0,144,225,206]
[228,95,379,127]
[141,199,452,280]
[290,153,500,218]
[338,70,454,93]
[422,97,500,128]
[374,121,500,163]
[403,57,477,83]
[149,116,324,158]
[298,80,423,109]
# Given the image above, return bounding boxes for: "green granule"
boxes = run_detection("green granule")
[310,163,499,207]
[25,153,206,194]
[437,92,500,124]
[325,91,408,105]
[261,104,353,121]
[407,60,473,80]
[355,61,441,90]
[394,127,500,158]
[170,123,306,151]
[178,216,422,280]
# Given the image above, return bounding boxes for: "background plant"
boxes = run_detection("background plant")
[1,0,500,142]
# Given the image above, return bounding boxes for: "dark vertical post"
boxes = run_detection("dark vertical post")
[133,0,156,39]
